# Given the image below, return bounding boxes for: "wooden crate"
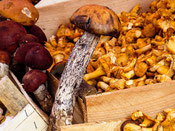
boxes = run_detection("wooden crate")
[36,0,175,129]
[0,73,48,131]
[3,0,175,130]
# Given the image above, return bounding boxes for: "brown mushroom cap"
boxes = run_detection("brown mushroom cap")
[18,34,39,45]
[25,46,53,70]
[70,4,120,37]
[22,69,47,92]
[14,42,42,64]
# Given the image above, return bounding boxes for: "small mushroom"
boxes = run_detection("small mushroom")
[109,78,126,90]
[135,44,152,55]
[97,81,111,91]
[14,42,42,64]
[18,34,39,45]
[22,69,53,113]
[0,50,10,78]
[25,46,53,70]
[83,66,106,82]
[49,4,120,130]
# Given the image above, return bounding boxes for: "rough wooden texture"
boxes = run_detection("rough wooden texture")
[49,32,99,130]
[10,71,49,123]
[60,120,124,131]
[36,0,154,39]
[3,104,48,131]
[0,76,28,116]
[85,81,175,123]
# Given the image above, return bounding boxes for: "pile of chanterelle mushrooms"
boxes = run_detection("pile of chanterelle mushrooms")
[46,0,175,92]
[121,109,175,131]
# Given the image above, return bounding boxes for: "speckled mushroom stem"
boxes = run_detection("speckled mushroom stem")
[33,84,53,113]
[49,32,99,131]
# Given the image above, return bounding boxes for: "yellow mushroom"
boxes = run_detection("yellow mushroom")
[97,81,111,92]
[84,66,106,82]
[109,79,126,90]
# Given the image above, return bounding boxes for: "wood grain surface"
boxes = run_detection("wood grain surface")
[0,76,28,116]
[60,120,124,131]
[36,0,154,39]
[85,81,175,123]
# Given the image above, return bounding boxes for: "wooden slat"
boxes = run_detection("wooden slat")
[85,81,175,123]
[36,0,154,39]
[3,104,48,131]
[10,72,49,123]
[0,76,28,115]
[60,120,124,131]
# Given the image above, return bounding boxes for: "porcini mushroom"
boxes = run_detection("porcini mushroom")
[22,69,53,113]
[0,50,10,78]
[49,4,120,130]
[25,46,53,70]
[14,42,42,64]
[15,43,53,113]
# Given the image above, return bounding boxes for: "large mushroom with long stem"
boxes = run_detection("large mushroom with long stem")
[49,4,120,130]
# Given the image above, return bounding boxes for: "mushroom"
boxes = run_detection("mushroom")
[49,4,120,130]
[22,69,53,113]
[25,46,53,70]
[14,42,42,64]
[18,34,39,45]
[0,50,10,78]
[15,43,53,113]
[97,81,111,92]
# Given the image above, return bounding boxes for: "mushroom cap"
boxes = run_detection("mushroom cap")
[25,46,53,70]
[0,50,10,65]
[70,4,120,37]
[14,42,42,64]
[27,25,47,45]
[0,20,27,53]
[18,34,39,45]
[22,69,47,92]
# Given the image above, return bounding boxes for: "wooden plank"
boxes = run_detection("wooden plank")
[3,104,48,131]
[60,120,124,131]
[0,76,28,116]
[10,72,49,123]
[36,0,154,39]
[85,81,175,123]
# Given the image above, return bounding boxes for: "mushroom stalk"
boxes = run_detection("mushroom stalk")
[33,84,53,113]
[0,63,9,78]
[0,51,10,78]
[49,31,99,130]
[83,66,106,81]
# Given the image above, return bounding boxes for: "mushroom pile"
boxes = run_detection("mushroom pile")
[46,0,175,92]
[121,109,175,131]
[0,0,53,114]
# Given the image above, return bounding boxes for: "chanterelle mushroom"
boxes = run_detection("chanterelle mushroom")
[49,4,121,130]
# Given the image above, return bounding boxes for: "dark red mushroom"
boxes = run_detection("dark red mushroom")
[18,34,39,45]
[25,46,53,70]
[0,20,27,54]
[14,42,42,64]
[0,50,10,78]
[27,25,47,45]
[22,69,53,113]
